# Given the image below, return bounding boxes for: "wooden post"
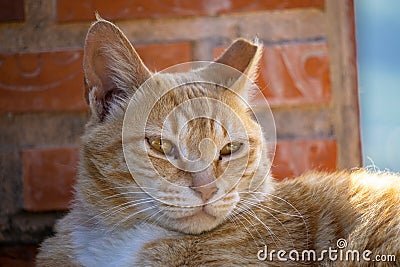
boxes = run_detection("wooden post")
[325,0,362,169]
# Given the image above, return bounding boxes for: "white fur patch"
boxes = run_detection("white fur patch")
[72,223,180,267]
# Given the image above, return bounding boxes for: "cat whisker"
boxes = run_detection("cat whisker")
[249,197,303,219]
[241,199,295,249]
[246,191,304,215]
[146,209,169,230]
[139,206,164,226]
[109,205,157,232]
[238,202,280,248]
[239,191,310,249]
[231,204,260,232]
[101,198,155,222]
[227,215,259,247]
[103,190,150,200]
[84,198,155,227]
[230,210,264,247]
[84,185,157,201]
[258,193,310,246]
[238,191,307,220]
[93,185,159,194]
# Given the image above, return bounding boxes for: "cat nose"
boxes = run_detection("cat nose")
[190,184,218,202]
[190,168,218,202]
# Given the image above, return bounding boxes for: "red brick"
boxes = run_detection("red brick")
[0,0,25,22]
[0,50,86,113]
[272,139,337,180]
[0,42,191,113]
[23,147,79,211]
[0,244,37,267]
[214,42,331,107]
[136,42,192,72]
[56,0,324,22]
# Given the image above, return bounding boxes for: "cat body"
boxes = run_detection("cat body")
[36,18,400,266]
[38,171,400,266]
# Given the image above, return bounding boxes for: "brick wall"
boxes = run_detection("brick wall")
[0,0,360,265]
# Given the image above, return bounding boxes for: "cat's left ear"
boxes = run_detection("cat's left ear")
[83,17,151,122]
[202,38,263,99]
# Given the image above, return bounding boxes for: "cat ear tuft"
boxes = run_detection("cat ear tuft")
[83,19,151,122]
[94,12,103,21]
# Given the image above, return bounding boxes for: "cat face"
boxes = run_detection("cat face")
[79,19,274,234]
[125,78,267,233]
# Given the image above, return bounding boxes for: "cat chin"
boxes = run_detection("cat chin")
[165,210,226,234]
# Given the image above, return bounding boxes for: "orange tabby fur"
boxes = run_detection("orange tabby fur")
[36,18,400,267]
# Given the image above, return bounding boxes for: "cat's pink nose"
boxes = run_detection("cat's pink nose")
[191,168,218,202]
[190,184,218,202]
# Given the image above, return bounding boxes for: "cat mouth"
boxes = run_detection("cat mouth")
[163,205,228,233]
[175,206,217,221]
[188,210,217,220]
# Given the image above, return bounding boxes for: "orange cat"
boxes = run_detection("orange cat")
[36,18,400,266]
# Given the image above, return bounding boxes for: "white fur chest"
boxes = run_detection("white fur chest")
[71,223,179,267]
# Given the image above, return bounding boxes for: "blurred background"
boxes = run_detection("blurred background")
[356,0,400,172]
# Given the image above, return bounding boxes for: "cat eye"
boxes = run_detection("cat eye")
[220,142,242,156]
[147,137,174,155]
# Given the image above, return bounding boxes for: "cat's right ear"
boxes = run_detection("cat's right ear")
[83,18,151,122]
[197,38,263,100]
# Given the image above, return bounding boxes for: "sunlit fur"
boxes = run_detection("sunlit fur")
[37,19,400,267]
[136,170,400,266]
